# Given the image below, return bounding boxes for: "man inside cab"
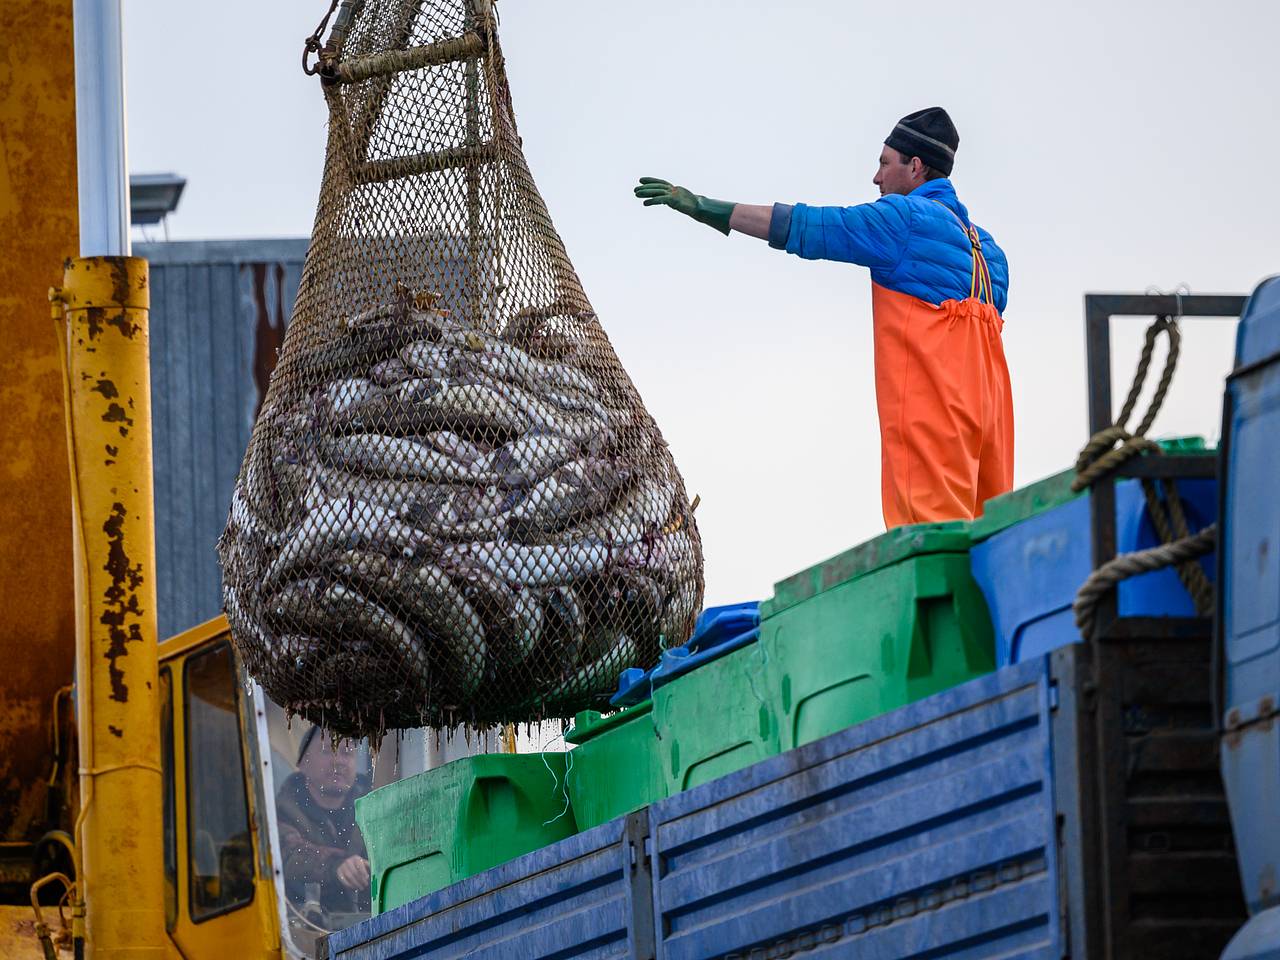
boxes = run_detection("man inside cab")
[276,727,372,918]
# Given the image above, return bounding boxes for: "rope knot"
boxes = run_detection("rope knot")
[1071,311,1215,634]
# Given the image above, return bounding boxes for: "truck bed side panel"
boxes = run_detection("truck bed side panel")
[326,816,648,960]
[649,658,1060,960]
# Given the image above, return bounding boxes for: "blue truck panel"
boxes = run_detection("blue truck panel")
[327,628,1240,960]
[326,818,651,960]
[649,658,1056,960]
[1220,275,1280,959]
[327,660,1062,960]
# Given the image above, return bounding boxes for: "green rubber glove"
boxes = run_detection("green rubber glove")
[634,177,735,236]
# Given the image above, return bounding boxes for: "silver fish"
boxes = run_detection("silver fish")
[223,583,272,654]
[532,478,674,546]
[428,514,509,542]
[417,383,530,435]
[475,434,580,487]
[542,584,585,664]
[509,588,544,664]
[542,632,637,705]
[447,559,521,624]
[337,552,487,697]
[541,385,611,421]
[323,581,431,677]
[371,357,411,386]
[621,529,698,578]
[443,539,611,587]
[436,484,513,525]
[324,377,382,417]
[264,497,427,586]
[460,337,601,397]
[427,430,487,465]
[228,486,281,545]
[396,378,443,403]
[267,577,330,625]
[400,340,457,376]
[508,458,631,532]
[317,433,478,482]
[312,468,450,516]
[661,580,701,646]
[469,373,610,447]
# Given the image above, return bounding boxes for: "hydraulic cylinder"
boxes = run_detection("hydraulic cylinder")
[52,256,165,959]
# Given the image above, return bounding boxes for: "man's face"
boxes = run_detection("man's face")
[873,146,922,197]
[299,736,359,807]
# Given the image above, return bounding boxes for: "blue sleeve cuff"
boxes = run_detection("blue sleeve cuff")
[768,203,794,250]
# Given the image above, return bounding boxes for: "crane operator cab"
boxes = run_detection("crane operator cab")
[159,616,395,958]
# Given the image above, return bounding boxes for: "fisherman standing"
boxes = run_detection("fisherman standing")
[636,107,1013,528]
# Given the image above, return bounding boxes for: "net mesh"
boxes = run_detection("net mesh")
[217,0,703,739]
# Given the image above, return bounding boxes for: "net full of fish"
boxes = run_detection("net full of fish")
[217,0,703,738]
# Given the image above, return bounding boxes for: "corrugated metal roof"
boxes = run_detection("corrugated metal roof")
[138,239,308,638]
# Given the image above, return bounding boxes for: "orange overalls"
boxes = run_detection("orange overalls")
[871,209,1013,528]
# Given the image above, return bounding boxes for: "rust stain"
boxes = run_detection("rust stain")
[246,262,288,418]
[108,258,130,305]
[105,310,140,339]
[100,403,132,428]
[100,502,144,704]
[1261,864,1276,901]
[84,306,104,340]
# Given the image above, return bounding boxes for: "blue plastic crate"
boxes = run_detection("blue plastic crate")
[610,602,760,707]
[971,476,1216,665]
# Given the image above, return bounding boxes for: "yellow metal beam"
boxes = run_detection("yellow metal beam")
[0,0,79,847]
[52,256,166,959]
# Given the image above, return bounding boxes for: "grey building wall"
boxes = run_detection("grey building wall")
[138,239,308,638]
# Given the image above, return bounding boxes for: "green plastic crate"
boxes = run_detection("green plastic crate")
[760,521,995,752]
[652,642,780,794]
[565,701,665,830]
[355,753,577,914]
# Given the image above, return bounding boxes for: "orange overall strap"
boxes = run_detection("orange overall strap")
[931,200,994,305]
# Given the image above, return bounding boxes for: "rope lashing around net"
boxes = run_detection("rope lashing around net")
[1074,525,1217,640]
[1070,311,1215,625]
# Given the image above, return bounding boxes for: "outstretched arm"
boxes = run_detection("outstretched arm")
[635,178,911,269]
[633,178,772,240]
[728,204,772,239]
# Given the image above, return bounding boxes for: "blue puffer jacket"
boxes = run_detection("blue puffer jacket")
[767,179,1009,313]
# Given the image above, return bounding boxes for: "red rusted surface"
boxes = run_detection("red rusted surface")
[248,261,287,416]
[0,0,78,843]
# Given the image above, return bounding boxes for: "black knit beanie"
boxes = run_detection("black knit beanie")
[884,107,959,176]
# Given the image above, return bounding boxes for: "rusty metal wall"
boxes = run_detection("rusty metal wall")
[0,0,79,849]
[136,239,308,639]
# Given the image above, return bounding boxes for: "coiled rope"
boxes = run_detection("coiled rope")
[1072,311,1216,638]
[1074,525,1217,639]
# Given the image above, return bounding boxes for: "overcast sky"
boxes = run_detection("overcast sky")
[124,0,1280,607]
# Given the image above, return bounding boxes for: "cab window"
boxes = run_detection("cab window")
[160,666,176,931]
[184,643,254,921]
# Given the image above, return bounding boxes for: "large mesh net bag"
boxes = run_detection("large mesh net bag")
[217,0,703,739]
